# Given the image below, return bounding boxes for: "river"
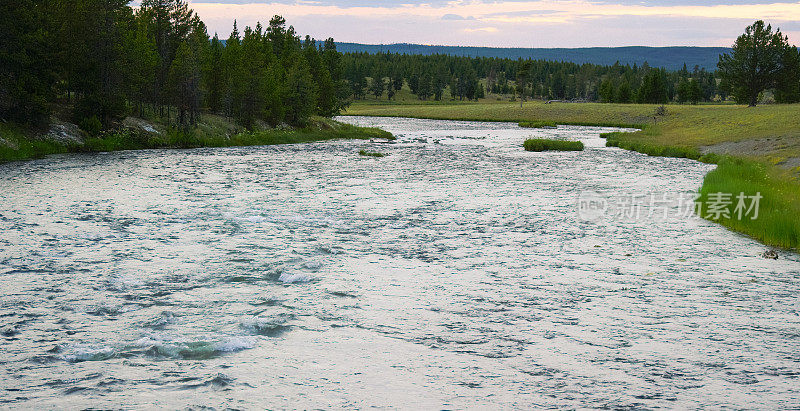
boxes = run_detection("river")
[1,116,798,408]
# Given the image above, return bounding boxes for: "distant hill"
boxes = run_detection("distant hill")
[336,43,728,71]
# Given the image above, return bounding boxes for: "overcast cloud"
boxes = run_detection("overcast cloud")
[178,0,800,47]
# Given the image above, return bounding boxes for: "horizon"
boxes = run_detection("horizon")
[174,0,800,48]
[335,42,731,49]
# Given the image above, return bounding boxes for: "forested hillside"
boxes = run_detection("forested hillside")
[1,0,348,132]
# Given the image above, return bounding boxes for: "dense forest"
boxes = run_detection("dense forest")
[337,44,729,71]
[341,28,799,105]
[341,52,724,104]
[1,0,348,131]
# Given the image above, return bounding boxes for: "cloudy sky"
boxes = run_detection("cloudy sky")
[183,0,800,47]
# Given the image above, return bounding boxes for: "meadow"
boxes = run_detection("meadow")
[346,100,800,249]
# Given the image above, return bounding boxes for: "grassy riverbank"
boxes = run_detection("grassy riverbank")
[0,115,393,163]
[345,100,800,249]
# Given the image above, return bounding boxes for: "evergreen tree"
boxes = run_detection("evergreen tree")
[69,0,134,126]
[637,69,669,104]
[688,79,703,104]
[168,41,201,126]
[125,13,158,117]
[283,57,317,126]
[516,61,530,107]
[391,71,404,91]
[0,0,57,124]
[221,21,242,117]
[775,45,800,103]
[718,20,793,106]
[599,79,615,103]
[370,75,385,99]
[205,34,224,113]
[408,74,420,95]
[615,81,632,103]
[238,25,268,128]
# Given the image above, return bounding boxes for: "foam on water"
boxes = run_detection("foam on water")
[0,116,798,409]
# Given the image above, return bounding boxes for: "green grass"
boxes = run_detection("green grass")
[523,138,584,152]
[0,116,393,163]
[345,100,800,249]
[345,100,652,128]
[603,131,704,160]
[0,123,69,162]
[699,157,800,249]
[519,120,557,128]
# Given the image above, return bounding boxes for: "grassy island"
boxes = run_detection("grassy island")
[524,139,584,152]
[519,120,558,129]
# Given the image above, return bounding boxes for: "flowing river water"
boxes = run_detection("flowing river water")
[1,116,799,408]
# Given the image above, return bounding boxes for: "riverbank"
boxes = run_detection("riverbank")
[345,100,800,249]
[0,115,393,164]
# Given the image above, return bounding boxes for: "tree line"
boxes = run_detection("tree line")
[1,0,349,131]
[341,21,800,106]
[342,52,723,104]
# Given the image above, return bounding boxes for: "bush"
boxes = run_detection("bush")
[79,116,102,137]
[523,138,584,152]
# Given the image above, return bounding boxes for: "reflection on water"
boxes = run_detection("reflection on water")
[0,116,798,408]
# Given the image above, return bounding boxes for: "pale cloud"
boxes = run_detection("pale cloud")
[463,27,500,32]
[185,0,800,46]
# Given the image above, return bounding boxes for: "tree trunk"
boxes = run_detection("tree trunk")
[749,93,758,106]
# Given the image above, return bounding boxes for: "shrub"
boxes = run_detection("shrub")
[79,116,102,137]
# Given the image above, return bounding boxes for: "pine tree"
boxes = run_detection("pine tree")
[688,79,703,104]
[615,81,632,103]
[0,0,57,124]
[370,75,385,99]
[124,12,159,116]
[222,21,242,118]
[775,45,800,103]
[205,34,224,112]
[283,57,317,126]
[676,79,689,103]
[168,41,201,126]
[304,37,336,115]
[718,20,792,106]
[599,79,615,103]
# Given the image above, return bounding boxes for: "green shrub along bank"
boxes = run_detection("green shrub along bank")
[523,139,584,152]
[602,131,716,162]
[0,124,69,162]
[519,120,557,128]
[0,120,393,163]
[699,157,800,249]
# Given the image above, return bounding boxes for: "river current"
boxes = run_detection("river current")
[1,116,798,408]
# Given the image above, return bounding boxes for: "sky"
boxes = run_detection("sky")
[181,0,800,47]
